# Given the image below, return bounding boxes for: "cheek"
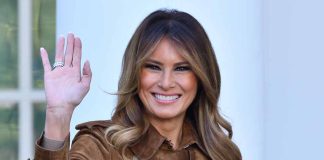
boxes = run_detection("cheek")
[138,71,149,107]
[178,74,198,93]
[139,70,158,93]
[140,70,151,89]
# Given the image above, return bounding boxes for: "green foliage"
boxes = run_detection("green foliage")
[33,103,46,140]
[33,0,56,89]
[0,104,18,160]
[0,0,56,89]
[0,0,18,89]
[0,103,46,160]
[0,0,56,159]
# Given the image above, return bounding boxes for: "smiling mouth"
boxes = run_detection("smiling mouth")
[152,93,181,102]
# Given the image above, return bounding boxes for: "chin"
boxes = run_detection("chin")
[149,109,185,121]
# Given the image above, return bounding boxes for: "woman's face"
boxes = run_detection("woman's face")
[139,38,198,122]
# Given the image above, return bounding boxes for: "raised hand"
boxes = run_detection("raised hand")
[40,33,92,140]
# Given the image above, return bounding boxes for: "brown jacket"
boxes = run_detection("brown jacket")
[34,120,211,160]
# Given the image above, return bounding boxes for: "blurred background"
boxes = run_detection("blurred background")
[0,0,323,160]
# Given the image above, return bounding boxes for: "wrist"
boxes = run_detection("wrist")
[44,106,73,141]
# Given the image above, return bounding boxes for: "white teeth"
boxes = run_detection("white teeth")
[154,94,179,101]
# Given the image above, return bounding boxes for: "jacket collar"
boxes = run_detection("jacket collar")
[130,120,207,160]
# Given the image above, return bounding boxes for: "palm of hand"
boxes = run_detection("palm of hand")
[41,34,92,114]
[45,67,86,110]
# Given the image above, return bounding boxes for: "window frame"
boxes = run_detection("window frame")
[0,0,46,159]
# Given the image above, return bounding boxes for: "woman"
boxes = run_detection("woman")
[35,9,242,160]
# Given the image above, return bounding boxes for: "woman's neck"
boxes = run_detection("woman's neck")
[148,116,185,150]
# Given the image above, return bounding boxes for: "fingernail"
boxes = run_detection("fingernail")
[40,47,44,53]
[68,32,74,36]
[75,36,80,41]
[58,35,65,41]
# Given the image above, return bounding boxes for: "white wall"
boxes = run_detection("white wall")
[263,0,324,159]
[56,1,263,159]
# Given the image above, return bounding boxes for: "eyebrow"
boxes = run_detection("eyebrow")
[145,59,190,66]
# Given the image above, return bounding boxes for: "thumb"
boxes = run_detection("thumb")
[81,60,92,89]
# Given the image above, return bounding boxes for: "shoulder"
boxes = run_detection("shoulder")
[73,120,113,142]
[73,120,113,141]
[75,120,113,131]
[70,120,122,159]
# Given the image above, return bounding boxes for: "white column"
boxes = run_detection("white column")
[18,0,33,159]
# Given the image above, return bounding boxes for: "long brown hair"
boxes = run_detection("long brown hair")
[106,9,242,160]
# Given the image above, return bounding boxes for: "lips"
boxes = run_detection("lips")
[152,93,180,103]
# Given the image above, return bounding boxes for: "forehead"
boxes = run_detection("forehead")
[147,38,188,63]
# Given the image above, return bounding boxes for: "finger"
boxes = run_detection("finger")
[64,33,75,66]
[72,37,82,72]
[40,47,51,73]
[55,36,65,63]
[81,60,92,89]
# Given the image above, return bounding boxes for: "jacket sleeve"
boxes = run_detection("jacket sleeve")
[34,132,108,160]
[34,132,70,160]
[34,120,114,160]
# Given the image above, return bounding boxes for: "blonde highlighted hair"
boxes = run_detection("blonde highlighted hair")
[105,9,242,160]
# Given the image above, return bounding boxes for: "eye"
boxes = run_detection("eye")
[175,66,191,71]
[144,63,161,71]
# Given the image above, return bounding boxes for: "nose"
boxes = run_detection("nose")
[158,70,175,89]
